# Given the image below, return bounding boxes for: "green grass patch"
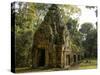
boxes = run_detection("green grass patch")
[79,59,97,69]
[79,65,97,69]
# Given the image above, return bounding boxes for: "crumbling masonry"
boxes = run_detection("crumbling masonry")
[32,4,81,69]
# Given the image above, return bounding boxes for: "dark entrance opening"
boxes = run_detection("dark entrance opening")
[67,55,70,65]
[38,48,45,66]
[73,55,76,63]
[66,55,70,65]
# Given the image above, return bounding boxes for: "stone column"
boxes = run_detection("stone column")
[61,51,64,68]
[75,54,78,63]
[45,48,49,67]
[32,48,38,68]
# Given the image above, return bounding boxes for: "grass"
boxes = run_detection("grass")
[78,58,97,69]
[79,65,96,69]
[15,59,97,73]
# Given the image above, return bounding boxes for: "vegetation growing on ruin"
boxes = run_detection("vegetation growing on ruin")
[11,2,97,69]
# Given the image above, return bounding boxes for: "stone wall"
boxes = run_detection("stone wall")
[32,4,81,69]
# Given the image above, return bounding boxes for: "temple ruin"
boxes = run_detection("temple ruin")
[32,4,81,69]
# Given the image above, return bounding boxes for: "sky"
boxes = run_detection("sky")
[78,6,97,28]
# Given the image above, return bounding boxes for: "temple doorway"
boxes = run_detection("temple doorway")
[38,48,45,66]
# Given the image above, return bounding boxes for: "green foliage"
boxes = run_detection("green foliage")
[66,18,83,52]
[15,2,35,67]
[80,23,97,58]
[79,23,93,34]
[14,2,50,67]
[59,4,81,24]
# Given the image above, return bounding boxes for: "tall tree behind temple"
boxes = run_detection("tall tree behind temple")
[66,18,83,52]
[80,23,97,58]
[15,2,35,67]
[59,4,81,25]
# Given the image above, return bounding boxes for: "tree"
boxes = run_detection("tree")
[58,4,81,24]
[80,22,97,58]
[66,18,83,52]
[79,23,93,34]
[14,2,35,67]
[14,2,51,67]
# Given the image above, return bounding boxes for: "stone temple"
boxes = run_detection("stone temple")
[32,4,81,69]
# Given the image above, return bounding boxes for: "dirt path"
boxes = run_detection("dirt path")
[69,64,80,70]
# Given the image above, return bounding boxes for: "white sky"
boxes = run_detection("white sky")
[78,6,97,28]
